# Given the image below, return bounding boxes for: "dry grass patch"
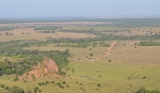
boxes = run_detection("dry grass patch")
[0,28,96,41]
[101,40,160,64]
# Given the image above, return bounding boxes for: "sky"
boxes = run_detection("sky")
[0,0,160,19]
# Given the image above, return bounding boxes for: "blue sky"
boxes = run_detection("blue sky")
[0,0,160,18]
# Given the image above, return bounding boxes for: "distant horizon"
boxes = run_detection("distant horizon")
[0,0,160,19]
[1,16,160,20]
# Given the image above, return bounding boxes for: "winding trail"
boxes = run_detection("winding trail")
[96,41,117,60]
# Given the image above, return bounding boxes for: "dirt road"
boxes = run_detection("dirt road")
[96,41,117,60]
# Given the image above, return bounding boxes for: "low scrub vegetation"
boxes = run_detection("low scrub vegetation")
[139,41,160,46]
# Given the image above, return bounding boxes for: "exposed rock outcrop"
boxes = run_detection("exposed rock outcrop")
[33,58,58,73]
[19,58,59,80]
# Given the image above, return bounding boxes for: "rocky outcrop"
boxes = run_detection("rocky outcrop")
[19,58,59,80]
[33,58,58,73]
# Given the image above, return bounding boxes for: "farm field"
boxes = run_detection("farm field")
[0,18,160,93]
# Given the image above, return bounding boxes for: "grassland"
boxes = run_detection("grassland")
[101,40,160,64]
[1,62,160,93]
[0,18,160,93]
[0,28,96,42]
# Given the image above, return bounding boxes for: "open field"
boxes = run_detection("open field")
[103,40,160,64]
[1,62,160,93]
[0,28,96,42]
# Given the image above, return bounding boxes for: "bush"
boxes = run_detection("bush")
[60,85,64,89]
[142,76,147,79]
[24,80,27,83]
[52,81,55,84]
[76,82,78,84]
[5,86,10,91]
[62,81,66,84]
[136,87,160,93]
[108,60,111,62]
[45,81,49,85]
[41,82,45,85]
[39,89,42,92]
[13,75,19,81]
[136,87,147,93]
[90,53,93,56]
[128,76,131,80]
[10,86,24,93]
[38,82,42,86]
[58,68,66,75]
[27,90,32,93]
[33,87,39,93]
[57,82,61,86]
[97,84,101,87]
[0,84,5,88]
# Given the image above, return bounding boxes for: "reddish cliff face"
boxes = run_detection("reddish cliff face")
[43,58,58,73]
[19,58,59,80]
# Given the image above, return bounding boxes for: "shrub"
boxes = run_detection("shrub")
[41,82,44,85]
[57,82,61,86]
[52,81,55,84]
[90,53,93,56]
[108,60,111,62]
[0,84,5,88]
[38,82,42,86]
[33,87,39,93]
[10,86,24,93]
[45,81,49,85]
[62,81,66,84]
[128,76,131,80]
[58,68,66,75]
[142,76,147,79]
[5,86,10,91]
[24,80,27,83]
[13,75,19,81]
[76,82,78,84]
[136,87,160,93]
[66,85,69,87]
[97,84,101,87]
[39,89,42,92]
[60,85,64,89]
[27,90,32,93]
[72,68,74,73]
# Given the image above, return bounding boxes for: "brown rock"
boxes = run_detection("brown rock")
[19,58,59,80]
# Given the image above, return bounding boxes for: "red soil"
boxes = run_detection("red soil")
[19,58,60,80]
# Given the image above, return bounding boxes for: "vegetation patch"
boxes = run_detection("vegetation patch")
[0,40,70,75]
[55,42,109,48]
[139,41,160,46]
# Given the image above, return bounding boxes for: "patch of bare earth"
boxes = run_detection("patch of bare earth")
[19,58,61,80]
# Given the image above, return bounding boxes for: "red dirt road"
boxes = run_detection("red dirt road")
[96,41,117,60]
